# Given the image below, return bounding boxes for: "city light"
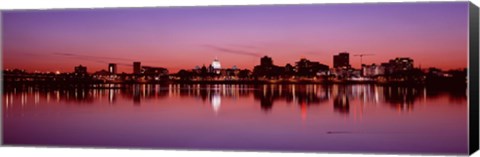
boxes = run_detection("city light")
[2,52,466,86]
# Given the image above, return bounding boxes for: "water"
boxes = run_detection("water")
[2,84,468,154]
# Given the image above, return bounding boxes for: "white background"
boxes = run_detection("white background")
[0,0,479,157]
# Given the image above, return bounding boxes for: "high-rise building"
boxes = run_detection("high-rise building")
[108,63,117,74]
[133,62,141,74]
[333,52,350,68]
[253,56,284,78]
[74,65,87,74]
[74,65,87,77]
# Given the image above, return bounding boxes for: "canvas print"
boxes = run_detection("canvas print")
[1,2,477,155]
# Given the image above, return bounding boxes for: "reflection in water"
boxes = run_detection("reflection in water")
[2,83,468,154]
[253,84,330,112]
[3,84,466,115]
[211,93,221,113]
[383,86,419,112]
[334,86,350,114]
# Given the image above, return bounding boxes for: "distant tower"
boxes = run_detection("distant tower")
[108,63,117,74]
[133,62,141,74]
[211,57,221,69]
[211,57,221,74]
[333,52,350,68]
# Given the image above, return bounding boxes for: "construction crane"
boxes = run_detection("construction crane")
[353,54,375,67]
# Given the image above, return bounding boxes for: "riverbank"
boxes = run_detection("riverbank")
[3,79,466,89]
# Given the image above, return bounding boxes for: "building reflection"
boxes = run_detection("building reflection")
[2,83,467,115]
[211,93,221,113]
[334,86,350,114]
[382,86,420,112]
[252,84,330,112]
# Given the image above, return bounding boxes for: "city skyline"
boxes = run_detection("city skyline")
[3,2,469,73]
[2,2,473,154]
[2,54,465,74]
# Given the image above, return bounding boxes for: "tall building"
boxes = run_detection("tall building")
[74,65,87,74]
[333,52,350,68]
[133,62,141,74]
[253,56,283,78]
[108,63,117,74]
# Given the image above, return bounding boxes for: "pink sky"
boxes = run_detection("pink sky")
[2,2,469,73]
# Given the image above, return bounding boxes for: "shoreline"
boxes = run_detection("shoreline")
[3,79,466,88]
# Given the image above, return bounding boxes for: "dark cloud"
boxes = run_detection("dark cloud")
[52,52,133,62]
[230,44,261,50]
[202,45,261,57]
[52,52,137,67]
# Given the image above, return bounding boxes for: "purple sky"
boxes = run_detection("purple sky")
[2,2,469,73]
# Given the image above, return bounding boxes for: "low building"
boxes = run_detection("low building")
[141,66,169,80]
[382,57,414,74]
[362,64,385,77]
[295,58,329,77]
[92,69,114,81]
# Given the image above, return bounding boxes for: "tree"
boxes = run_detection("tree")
[176,70,192,80]
[238,69,251,79]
